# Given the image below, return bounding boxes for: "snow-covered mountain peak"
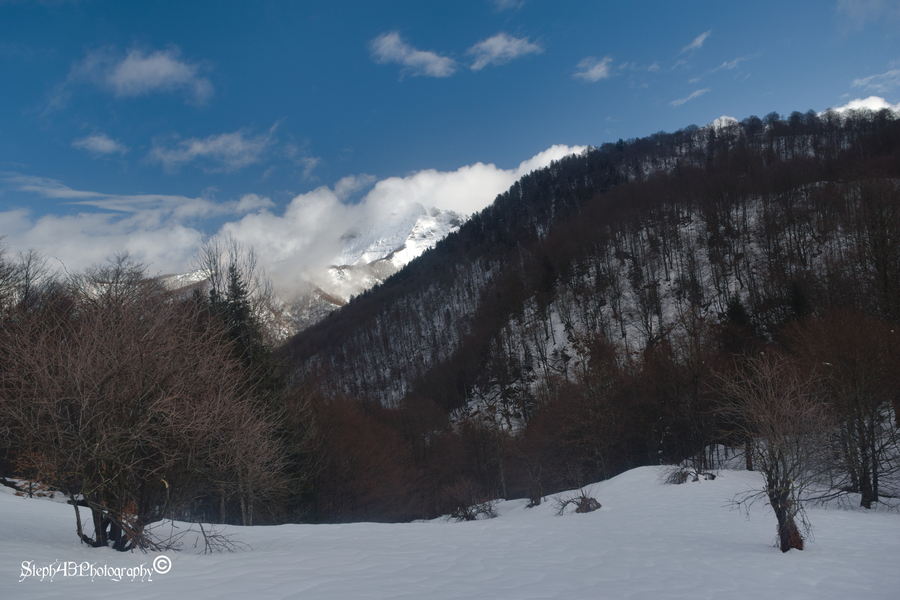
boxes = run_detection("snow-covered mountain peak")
[335,203,464,268]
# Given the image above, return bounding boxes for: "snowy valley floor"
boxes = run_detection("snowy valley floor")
[2,466,899,599]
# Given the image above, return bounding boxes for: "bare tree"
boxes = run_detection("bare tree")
[0,256,286,550]
[0,238,17,313]
[194,233,281,348]
[716,352,835,552]
[786,311,900,508]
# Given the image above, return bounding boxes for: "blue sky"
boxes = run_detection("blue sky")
[1,0,899,283]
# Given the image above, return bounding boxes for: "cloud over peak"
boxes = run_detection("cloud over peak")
[468,33,542,70]
[370,32,457,78]
[830,95,900,113]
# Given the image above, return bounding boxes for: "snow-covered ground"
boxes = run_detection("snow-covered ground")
[3,466,899,599]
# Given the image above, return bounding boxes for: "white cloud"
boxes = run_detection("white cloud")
[72,133,128,156]
[370,32,457,78]
[333,174,377,200]
[573,57,613,82]
[682,31,712,53]
[48,46,213,111]
[670,88,710,107]
[852,68,900,94]
[147,126,277,173]
[107,48,213,103]
[829,95,900,113]
[467,33,542,70]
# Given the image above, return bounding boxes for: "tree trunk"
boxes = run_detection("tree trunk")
[69,493,85,545]
[744,438,753,471]
[769,487,803,552]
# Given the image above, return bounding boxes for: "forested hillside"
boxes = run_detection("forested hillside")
[284,108,900,522]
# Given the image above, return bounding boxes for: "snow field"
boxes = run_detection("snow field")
[2,466,899,599]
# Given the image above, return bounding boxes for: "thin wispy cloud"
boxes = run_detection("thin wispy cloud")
[852,68,900,93]
[72,133,128,156]
[298,156,321,180]
[370,32,457,78]
[670,88,709,107]
[573,56,613,82]
[681,30,711,53]
[836,0,900,30]
[0,173,274,275]
[47,45,213,112]
[468,33,542,70]
[490,0,525,10]
[3,173,272,218]
[711,55,754,72]
[147,126,277,173]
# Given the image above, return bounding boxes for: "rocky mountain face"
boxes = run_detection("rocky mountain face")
[288,204,464,329]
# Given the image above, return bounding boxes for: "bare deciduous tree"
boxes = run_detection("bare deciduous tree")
[786,312,900,508]
[0,255,286,550]
[716,352,834,552]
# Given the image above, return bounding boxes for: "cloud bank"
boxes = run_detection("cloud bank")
[1,144,585,293]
